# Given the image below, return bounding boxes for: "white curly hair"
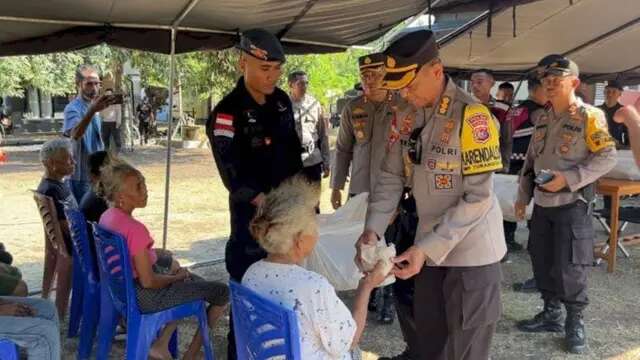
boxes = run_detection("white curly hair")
[250,175,320,255]
[39,138,71,163]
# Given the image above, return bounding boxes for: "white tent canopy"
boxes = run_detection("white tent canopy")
[438,0,640,83]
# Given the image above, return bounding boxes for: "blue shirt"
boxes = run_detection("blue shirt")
[63,96,104,182]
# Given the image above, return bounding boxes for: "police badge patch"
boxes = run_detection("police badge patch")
[466,113,491,144]
[434,174,453,189]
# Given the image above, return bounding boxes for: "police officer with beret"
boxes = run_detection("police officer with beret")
[356,30,507,360]
[206,28,303,359]
[332,53,418,359]
[599,80,627,146]
[515,55,617,354]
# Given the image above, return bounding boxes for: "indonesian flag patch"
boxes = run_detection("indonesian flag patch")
[214,113,234,138]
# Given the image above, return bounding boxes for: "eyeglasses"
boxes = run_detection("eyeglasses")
[84,81,101,86]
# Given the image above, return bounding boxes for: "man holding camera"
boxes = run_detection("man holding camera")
[63,64,119,202]
[515,55,616,354]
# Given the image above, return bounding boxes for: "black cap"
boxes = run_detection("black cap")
[236,28,285,63]
[380,30,439,90]
[533,54,579,79]
[605,80,623,90]
[358,53,385,72]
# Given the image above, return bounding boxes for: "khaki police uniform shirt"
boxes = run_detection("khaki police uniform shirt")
[292,94,330,168]
[331,94,401,194]
[516,99,617,208]
[365,78,507,267]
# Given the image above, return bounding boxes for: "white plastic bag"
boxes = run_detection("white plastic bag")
[493,174,533,222]
[304,193,394,291]
[606,150,640,180]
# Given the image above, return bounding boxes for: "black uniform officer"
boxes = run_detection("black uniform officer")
[515,55,617,354]
[206,28,303,360]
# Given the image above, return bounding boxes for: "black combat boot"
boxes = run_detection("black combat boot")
[368,288,378,312]
[517,300,564,333]
[565,306,587,354]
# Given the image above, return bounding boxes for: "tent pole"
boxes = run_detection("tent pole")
[160,0,202,249]
[161,27,177,250]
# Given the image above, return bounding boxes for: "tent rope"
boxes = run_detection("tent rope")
[277,0,319,39]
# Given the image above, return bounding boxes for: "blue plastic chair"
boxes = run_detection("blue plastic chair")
[60,201,83,339]
[229,281,301,360]
[92,223,214,360]
[0,339,18,360]
[64,206,103,359]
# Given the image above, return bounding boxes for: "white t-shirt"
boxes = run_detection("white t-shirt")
[243,260,356,360]
[101,104,121,126]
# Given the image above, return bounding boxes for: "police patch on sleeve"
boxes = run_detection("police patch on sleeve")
[214,113,235,138]
[460,104,502,175]
[585,109,615,152]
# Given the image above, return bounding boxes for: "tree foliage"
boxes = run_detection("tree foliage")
[0,44,366,110]
[0,45,128,97]
[282,48,366,107]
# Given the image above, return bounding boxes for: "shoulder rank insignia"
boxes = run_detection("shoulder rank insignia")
[438,96,451,115]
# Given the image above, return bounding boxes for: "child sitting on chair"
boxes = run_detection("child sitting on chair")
[98,158,228,360]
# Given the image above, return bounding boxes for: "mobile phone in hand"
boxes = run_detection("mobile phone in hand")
[534,169,555,185]
[110,94,124,104]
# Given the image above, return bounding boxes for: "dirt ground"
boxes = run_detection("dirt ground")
[1,143,639,359]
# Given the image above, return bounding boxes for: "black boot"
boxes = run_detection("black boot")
[565,307,587,354]
[368,288,378,312]
[517,300,564,333]
[377,286,395,324]
[503,221,523,252]
[512,277,537,293]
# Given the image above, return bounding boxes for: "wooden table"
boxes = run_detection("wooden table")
[595,178,640,272]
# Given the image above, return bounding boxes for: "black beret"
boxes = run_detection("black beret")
[605,80,623,91]
[380,30,439,90]
[236,28,285,63]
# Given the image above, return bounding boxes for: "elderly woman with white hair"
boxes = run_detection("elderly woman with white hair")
[36,138,77,318]
[243,176,388,360]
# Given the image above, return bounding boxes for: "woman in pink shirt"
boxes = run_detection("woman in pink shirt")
[99,158,228,360]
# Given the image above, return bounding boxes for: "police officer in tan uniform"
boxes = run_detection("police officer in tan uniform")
[332,54,398,203]
[289,71,330,183]
[515,55,617,354]
[332,53,418,360]
[356,30,506,360]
